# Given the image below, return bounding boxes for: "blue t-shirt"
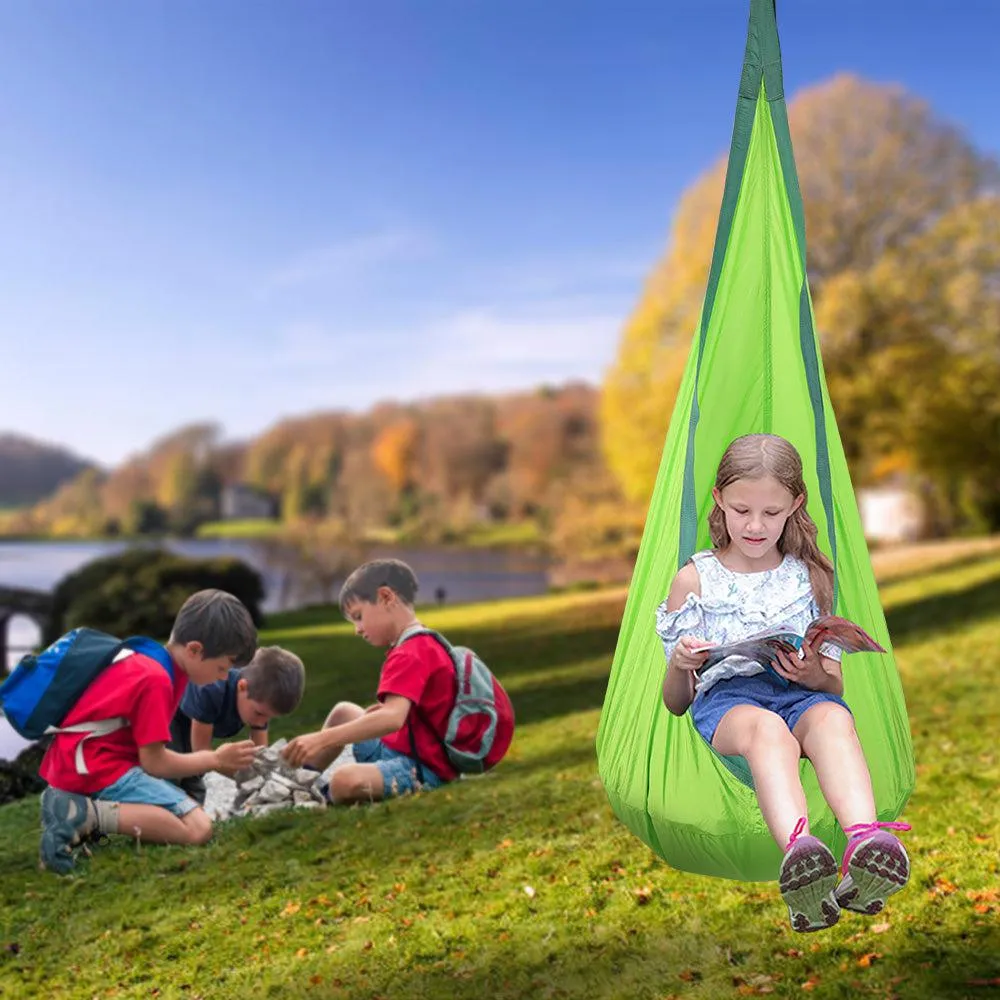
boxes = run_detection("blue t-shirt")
[168,667,263,753]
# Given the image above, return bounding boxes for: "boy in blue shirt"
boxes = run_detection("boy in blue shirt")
[168,645,306,804]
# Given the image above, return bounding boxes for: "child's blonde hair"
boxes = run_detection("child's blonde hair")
[708,434,834,613]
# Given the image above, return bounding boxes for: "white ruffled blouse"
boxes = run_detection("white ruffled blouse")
[654,549,841,696]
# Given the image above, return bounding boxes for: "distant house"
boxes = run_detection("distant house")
[858,487,925,544]
[220,484,278,521]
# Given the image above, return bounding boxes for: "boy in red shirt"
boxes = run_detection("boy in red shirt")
[39,589,259,874]
[284,559,495,802]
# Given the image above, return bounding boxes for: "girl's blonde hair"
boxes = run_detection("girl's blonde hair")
[708,434,834,613]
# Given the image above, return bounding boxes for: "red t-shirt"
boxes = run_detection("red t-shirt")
[378,635,459,782]
[39,651,188,795]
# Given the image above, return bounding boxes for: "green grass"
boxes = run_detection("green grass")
[458,520,546,550]
[193,518,544,551]
[2,554,999,999]
[195,519,288,540]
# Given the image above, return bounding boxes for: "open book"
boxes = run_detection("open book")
[689,615,886,689]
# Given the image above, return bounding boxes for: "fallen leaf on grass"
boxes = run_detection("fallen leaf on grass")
[967,889,1000,903]
[930,878,958,896]
[857,952,882,968]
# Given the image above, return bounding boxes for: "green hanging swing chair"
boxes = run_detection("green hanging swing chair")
[595,0,915,883]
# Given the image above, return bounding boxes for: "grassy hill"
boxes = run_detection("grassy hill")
[0,549,998,999]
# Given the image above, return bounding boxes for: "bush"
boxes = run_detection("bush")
[0,742,46,805]
[45,547,266,644]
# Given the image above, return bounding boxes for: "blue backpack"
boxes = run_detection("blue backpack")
[0,628,173,774]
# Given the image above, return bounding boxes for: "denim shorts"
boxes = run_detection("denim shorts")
[352,739,446,798]
[95,766,200,818]
[691,672,852,747]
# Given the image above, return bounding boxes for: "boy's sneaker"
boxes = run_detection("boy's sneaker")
[835,821,911,915]
[779,817,841,933]
[39,787,97,875]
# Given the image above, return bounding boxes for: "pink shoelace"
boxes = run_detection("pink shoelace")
[841,820,911,873]
[787,818,911,854]
[844,820,911,840]
[785,816,809,851]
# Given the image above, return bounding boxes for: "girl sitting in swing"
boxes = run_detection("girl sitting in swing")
[656,433,909,932]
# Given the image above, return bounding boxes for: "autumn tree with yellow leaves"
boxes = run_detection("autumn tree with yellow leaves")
[602,74,999,532]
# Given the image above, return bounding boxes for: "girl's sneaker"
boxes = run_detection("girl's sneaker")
[779,817,841,933]
[835,821,911,915]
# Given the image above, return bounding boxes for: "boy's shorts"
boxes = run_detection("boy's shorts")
[691,672,852,747]
[352,739,446,798]
[95,767,201,818]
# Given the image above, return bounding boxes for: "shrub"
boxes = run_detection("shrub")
[45,547,265,644]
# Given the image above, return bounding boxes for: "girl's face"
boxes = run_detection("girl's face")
[712,475,803,563]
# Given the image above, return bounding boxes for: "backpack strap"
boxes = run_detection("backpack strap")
[396,625,450,783]
[44,717,130,775]
[122,637,175,679]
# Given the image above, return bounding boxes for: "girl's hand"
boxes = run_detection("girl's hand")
[671,635,715,672]
[771,640,829,689]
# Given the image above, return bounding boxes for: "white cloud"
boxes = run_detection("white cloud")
[264,228,430,291]
[478,251,655,299]
[253,295,626,406]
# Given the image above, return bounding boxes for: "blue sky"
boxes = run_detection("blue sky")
[2,0,998,467]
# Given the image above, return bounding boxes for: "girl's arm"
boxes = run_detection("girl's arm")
[661,563,710,716]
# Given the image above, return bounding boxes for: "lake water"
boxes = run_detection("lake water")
[0,538,550,644]
[0,537,550,760]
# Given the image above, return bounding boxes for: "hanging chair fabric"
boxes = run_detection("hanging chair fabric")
[595,0,915,883]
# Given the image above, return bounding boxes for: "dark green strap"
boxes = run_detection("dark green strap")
[678,0,838,611]
[798,286,838,607]
[679,0,775,565]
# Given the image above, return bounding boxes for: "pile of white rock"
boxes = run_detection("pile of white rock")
[203,738,355,822]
